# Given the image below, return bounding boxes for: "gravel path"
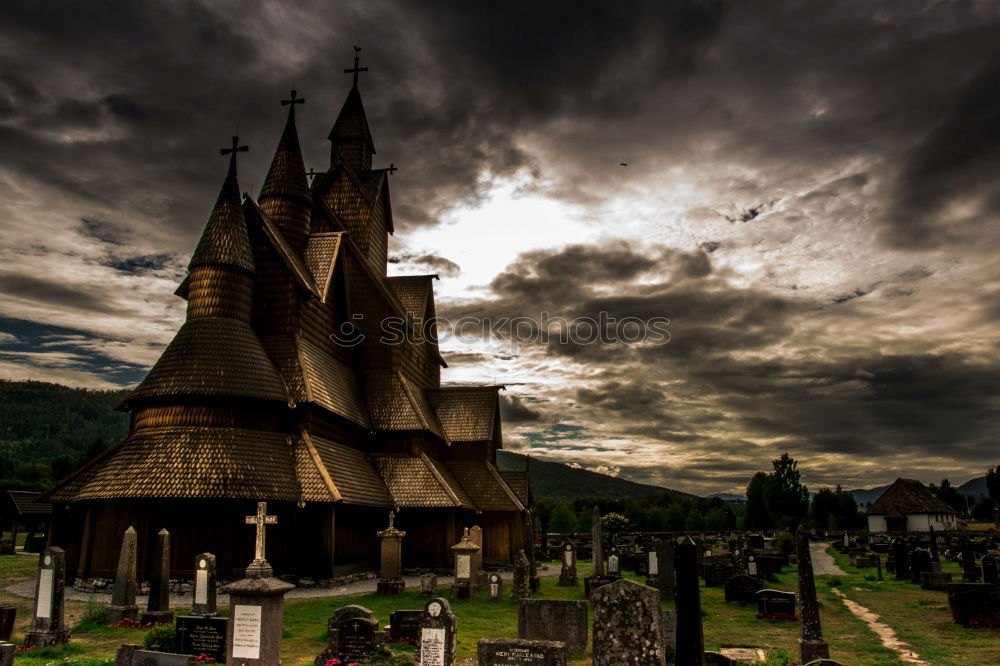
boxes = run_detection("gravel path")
[811,541,847,576]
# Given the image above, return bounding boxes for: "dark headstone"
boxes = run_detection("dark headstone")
[512,550,531,602]
[963,551,983,582]
[418,597,456,666]
[748,534,765,550]
[796,526,829,663]
[0,540,13,556]
[0,606,15,642]
[674,536,704,665]
[314,605,387,665]
[660,609,676,663]
[106,527,139,624]
[947,583,1000,627]
[191,553,217,616]
[591,579,665,666]
[389,610,424,644]
[477,638,566,666]
[518,599,587,654]
[176,615,227,663]
[892,539,910,580]
[704,562,732,587]
[591,507,604,578]
[0,642,12,666]
[982,555,999,586]
[921,571,953,591]
[909,550,932,585]
[558,544,577,586]
[755,555,783,579]
[121,648,197,666]
[583,576,615,599]
[141,529,173,625]
[24,547,70,648]
[420,573,438,597]
[724,575,764,604]
[488,573,504,601]
[655,538,676,601]
[756,589,797,620]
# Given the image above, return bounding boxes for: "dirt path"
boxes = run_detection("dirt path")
[831,587,926,664]
[811,541,847,575]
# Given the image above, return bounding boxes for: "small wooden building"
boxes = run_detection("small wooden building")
[43,68,527,579]
[1,490,52,552]
[866,478,957,532]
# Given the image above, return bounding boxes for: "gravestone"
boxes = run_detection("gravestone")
[748,534,765,550]
[704,562,732,587]
[756,589,797,620]
[0,642,12,666]
[963,551,982,582]
[947,583,1000,627]
[645,539,659,587]
[982,555,999,585]
[755,554,783,579]
[921,571,952,591]
[477,638,566,666]
[141,529,173,625]
[418,597,457,666]
[591,579,665,666]
[191,553,217,616]
[558,544,577,586]
[892,539,910,580]
[470,525,484,593]
[802,661,847,666]
[512,549,531,602]
[909,550,932,585]
[314,605,388,665]
[420,573,438,597]
[674,537,704,665]
[518,599,588,653]
[23,547,70,647]
[451,528,480,600]
[876,553,883,581]
[796,525,829,663]
[116,646,197,665]
[176,615,228,663]
[606,547,621,580]
[488,573,504,601]
[106,526,139,624]
[747,554,759,578]
[389,610,424,644]
[591,506,604,577]
[655,538,676,601]
[0,606,15,642]
[660,609,676,663]
[377,512,406,595]
[724,574,764,604]
[221,502,295,666]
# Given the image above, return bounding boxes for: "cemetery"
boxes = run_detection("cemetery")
[0,517,997,664]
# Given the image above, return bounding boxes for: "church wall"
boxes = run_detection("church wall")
[249,227,299,335]
[370,197,388,269]
[331,504,383,575]
[305,409,368,449]
[395,508,465,570]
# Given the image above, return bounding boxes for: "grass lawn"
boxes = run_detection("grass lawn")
[0,546,997,664]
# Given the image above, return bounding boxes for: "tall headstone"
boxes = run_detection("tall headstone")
[105,526,139,624]
[796,526,829,663]
[450,528,480,600]
[875,553,883,581]
[23,547,69,648]
[518,599,588,654]
[909,550,932,585]
[221,502,295,666]
[674,536,704,666]
[929,526,940,562]
[141,528,173,625]
[377,511,406,595]
[524,510,540,593]
[418,597,456,666]
[558,543,577,586]
[892,538,910,580]
[313,605,388,666]
[982,555,999,585]
[655,537,676,601]
[191,553,218,616]
[591,579,665,666]
[470,525,485,592]
[512,549,531,602]
[591,507,604,577]
[0,606,16,642]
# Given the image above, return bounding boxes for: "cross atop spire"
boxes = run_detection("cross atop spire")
[220,135,248,173]
[282,89,305,120]
[386,163,398,175]
[344,45,368,89]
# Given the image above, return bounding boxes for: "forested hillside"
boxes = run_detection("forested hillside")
[0,379,130,489]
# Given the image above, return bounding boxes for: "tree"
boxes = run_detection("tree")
[745,472,772,530]
[764,453,809,530]
[812,487,838,529]
[972,497,995,522]
[987,466,1000,507]
[933,479,966,514]
[549,503,577,533]
[834,485,862,529]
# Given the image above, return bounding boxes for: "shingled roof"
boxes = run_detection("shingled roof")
[189,150,255,274]
[328,85,375,154]
[372,453,475,510]
[867,478,958,516]
[430,386,500,442]
[446,460,524,512]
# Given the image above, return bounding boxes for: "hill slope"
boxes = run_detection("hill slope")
[497,450,695,502]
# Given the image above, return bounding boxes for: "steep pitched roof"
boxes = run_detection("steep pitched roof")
[259,98,311,206]
[243,198,319,298]
[372,453,476,510]
[498,470,530,508]
[123,318,289,409]
[299,434,392,507]
[3,490,51,518]
[446,460,525,512]
[298,337,371,428]
[867,478,957,516]
[387,276,435,320]
[430,386,500,442]
[189,152,255,274]
[328,86,375,154]
[363,371,448,442]
[302,233,343,302]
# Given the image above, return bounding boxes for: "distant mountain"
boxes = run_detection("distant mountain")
[957,476,988,499]
[496,451,696,503]
[707,493,745,503]
[848,484,892,506]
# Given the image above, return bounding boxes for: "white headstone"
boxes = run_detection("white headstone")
[36,569,53,619]
[456,554,470,580]
[648,551,659,575]
[231,604,262,660]
[564,547,573,566]
[195,560,209,605]
[420,627,446,666]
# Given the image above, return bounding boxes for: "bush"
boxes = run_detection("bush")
[773,531,795,556]
[143,625,177,652]
[763,647,794,665]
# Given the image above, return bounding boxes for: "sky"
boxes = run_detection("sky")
[1,1,999,495]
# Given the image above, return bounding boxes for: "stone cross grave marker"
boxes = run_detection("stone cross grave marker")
[558,544,577,586]
[244,501,278,578]
[141,529,173,625]
[477,638,567,666]
[106,526,138,624]
[24,547,69,648]
[591,578,665,666]
[191,553,217,615]
[418,597,456,666]
[488,573,504,601]
[314,605,387,665]
[518,599,588,654]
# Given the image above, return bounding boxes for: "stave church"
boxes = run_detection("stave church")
[43,53,529,580]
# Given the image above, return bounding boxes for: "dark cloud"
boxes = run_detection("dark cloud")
[499,394,541,423]
[0,275,122,313]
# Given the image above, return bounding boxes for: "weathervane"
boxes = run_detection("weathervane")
[344,45,368,88]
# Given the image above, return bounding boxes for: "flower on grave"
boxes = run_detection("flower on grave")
[196,655,216,663]
[324,660,341,666]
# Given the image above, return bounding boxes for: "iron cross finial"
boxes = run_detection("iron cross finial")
[344,45,368,88]
[386,163,398,175]
[282,89,305,108]
[220,135,248,173]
